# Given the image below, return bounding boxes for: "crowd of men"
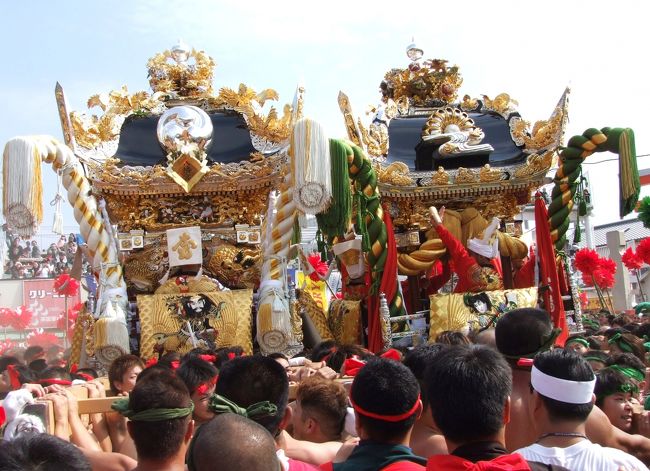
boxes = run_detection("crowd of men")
[1,307,650,470]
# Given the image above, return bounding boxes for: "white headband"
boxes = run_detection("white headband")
[531,365,596,404]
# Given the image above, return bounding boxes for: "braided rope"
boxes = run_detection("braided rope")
[347,144,406,319]
[548,128,638,250]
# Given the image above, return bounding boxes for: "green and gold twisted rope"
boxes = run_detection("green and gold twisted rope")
[346,143,406,320]
[549,127,638,250]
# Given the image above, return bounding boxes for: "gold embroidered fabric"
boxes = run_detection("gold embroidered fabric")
[138,289,252,359]
[328,300,362,345]
[428,287,537,341]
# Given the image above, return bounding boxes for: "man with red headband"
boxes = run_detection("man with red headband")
[321,357,426,470]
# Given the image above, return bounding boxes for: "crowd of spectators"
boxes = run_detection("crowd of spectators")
[4,233,79,279]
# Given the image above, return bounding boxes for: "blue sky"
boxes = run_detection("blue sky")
[2,0,649,231]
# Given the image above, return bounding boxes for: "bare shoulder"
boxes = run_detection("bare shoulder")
[81,450,137,471]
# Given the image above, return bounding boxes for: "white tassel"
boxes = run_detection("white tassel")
[291,118,332,215]
[2,137,44,236]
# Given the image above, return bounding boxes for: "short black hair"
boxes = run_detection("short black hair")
[425,345,511,443]
[127,371,192,461]
[0,356,20,373]
[533,349,595,422]
[435,331,470,346]
[192,413,279,471]
[39,367,71,382]
[495,308,555,360]
[583,350,611,365]
[595,367,639,407]
[0,433,91,470]
[23,346,44,364]
[310,342,372,373]
[176,356,218,395]
[215,355,288,436]
[403,344,447,410]
[351,358,420,443]
[607,352,646,377]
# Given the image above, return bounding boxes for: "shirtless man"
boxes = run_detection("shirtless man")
[495,307,650,464]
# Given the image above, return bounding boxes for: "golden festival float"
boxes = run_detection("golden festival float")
[2,40,640,366]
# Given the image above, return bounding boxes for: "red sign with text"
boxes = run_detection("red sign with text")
[23,279,81,329]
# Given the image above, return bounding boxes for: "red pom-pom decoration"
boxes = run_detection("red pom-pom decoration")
[637,238,650,265]
[574,248,601,275]
[622,247,643,270]
[10,306,33,330]
[307,253,329,282]
[53,274,80,297]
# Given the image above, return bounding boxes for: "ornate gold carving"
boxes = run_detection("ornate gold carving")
[384,59,463,107]
[70,86,163,150]
[147,47,215,98]
[338,91,362,146]
[472,194,520,220]
[422,106,493,157]
[480,93,519,118]
[432,166,450,185]
[509,89,569,154]
[479,164,504,183]
[207,243,261,290]
[212,84,291,144]
[513,151,554,179]
[123,244,168,292]
[455,167,479,184]
[377,162,414,186]
[358,118,389,158]
[460,94,479,111]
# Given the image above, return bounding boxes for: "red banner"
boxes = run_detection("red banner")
[22,279,81,329]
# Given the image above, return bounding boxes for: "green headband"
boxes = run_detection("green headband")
[502,328,562,361]
[608,333,634,353]
[111,397,194,422]
[609,364,646,382]
[584,356,607,365]
[208,394,278,419]
[566,337,590,349]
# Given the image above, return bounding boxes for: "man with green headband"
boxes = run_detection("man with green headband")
[564,336,591,355]
[595,368,641,434]
[111,370,195,471]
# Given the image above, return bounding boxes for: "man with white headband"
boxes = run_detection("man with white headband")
[516,349,647,470]
[429,206,503,293]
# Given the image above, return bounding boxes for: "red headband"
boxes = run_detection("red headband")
[343,357,366,377]
[199,354,216,363]
[170,360,180,370]
[227,352,236,361]
[516,358,534,368]
[145,357,158,368]
[75,373,94,382]
[196,376,217,395]
[350,393,422,422]
[70,363,79,374]
[6,364,21,389]
[380,348,402,362]
[39,378,72,386]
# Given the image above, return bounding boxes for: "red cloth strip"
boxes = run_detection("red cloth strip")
[350,393,421,422]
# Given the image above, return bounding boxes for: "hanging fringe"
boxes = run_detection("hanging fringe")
[618,128,640,218]
[291,118,332,214]
[256,280,292,354]
[316,139,352,239]
[2,137,44,236]
[93,299,130,366]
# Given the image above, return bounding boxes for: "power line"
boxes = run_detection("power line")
[582,153,650,165]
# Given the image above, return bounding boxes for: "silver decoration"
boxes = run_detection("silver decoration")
[379,292,392,349]
[156,105,213,154]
